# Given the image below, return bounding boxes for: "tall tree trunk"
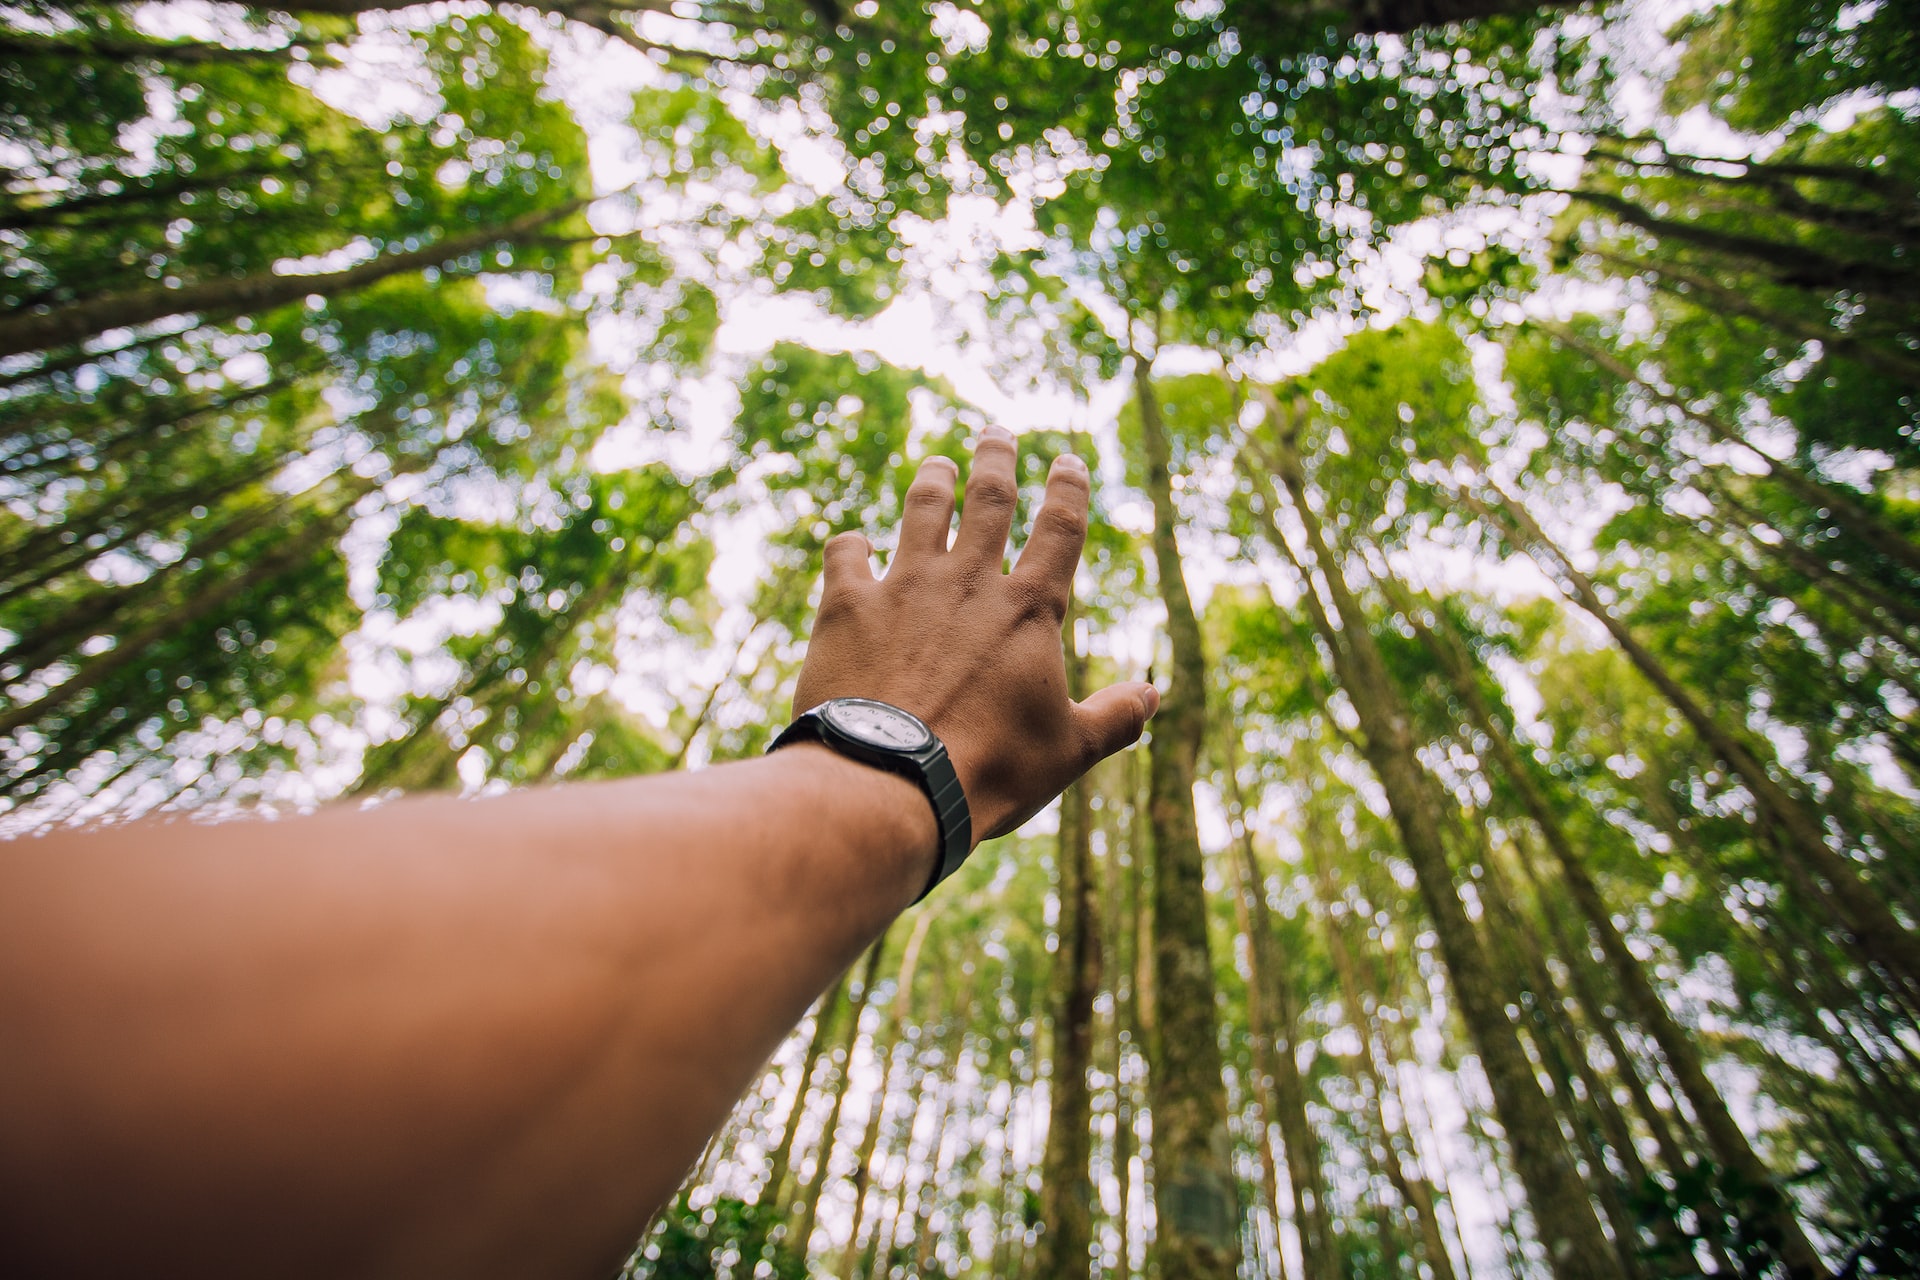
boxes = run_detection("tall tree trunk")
[1221,748,1338,1280]
[1036,612,1103,1280]
[1471,838,1655,1280]
[0,164,283,233]
[1114,759,1143,1280]
[1222,847,1297,1280]
[0,443,296,603]
[836,912,935,1280]
[0,201,587,359]
[1378,998,1484,1280]
[0,31,326,66]
[1262,0,1588,39]
[1583,135,1920,214]
[1501,834,1742,1279]
[1409,602,1832,1275]
[1306,843,1461,1280]
[1614,737,1920,1162]
[0,493,316,680]
[1705,481,1920,650]
[757,970,851,1224]
[786,930,890,1263]
[2,371,298,475]
[1465,482,1920,1005]
[1134,357,1241,1280]
[0,328,186,393]
[1243,417,1626,1280]
[1434,1017,1533,1280]
[891,1042,961,1280]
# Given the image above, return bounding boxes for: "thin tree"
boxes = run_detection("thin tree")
[1133,351,1241,1279]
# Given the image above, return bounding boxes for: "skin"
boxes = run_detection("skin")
[0,425,1158,1280]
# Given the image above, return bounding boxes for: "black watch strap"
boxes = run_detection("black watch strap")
[768,700,973,902]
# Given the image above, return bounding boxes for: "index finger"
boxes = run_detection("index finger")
[1010,452,1090,612]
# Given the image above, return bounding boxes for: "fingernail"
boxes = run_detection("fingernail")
[1055,453,1087,474]
[924,455,958,472]
[982,425,1014,444]
[1140,685,1161,718]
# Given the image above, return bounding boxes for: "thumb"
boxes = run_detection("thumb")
[1073,681,1160,767]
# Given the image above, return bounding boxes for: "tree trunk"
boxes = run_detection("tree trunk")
[0,201,586,360]
[1583,135,1920,212]
[1704,479,1920,649]
[1306,844,1461,1280]
[891,1040,961,1280]
[786,930,890,1263]
[1502,834,1742,1279]
[0,496,302,680]
[1221,749,1337,1280]
[1410,603,1832,1275]
[1378,999,1484,1280]
[1468,482,1920,1004]
[0,443,296,604]
[1243,417,1626,1280]
[1253,0,1586,39]
[1470,838,1654,1280]
[1114,761,1143,1280]
[836,912,935,1280]
[2,371,297,476]
[1035,611,1103,1280]
[757,973,850,1227]
[1134,358,1241,1280]
[1222,847,1299,1280]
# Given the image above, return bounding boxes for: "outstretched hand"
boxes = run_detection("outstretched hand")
[0,435,1156,1280]
[792,425,1159,843]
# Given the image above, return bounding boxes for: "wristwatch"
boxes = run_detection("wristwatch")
[767,698,972,902]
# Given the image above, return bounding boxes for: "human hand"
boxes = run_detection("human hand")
[792,425,1159,844]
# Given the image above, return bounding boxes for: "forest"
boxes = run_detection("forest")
[1,0,1916,1274]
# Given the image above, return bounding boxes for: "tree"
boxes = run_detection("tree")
[1132,359,1242,1280]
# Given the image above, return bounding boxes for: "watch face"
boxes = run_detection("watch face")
[826,699,933,751]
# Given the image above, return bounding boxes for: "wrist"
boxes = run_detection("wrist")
[772,742,940,904]
[771,700,972,899]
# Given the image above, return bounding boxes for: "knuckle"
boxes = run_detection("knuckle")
[1038,502,1088,541]
[880,558,926,591]
[904,483,952,512]
[815,585,862,625]
[1051,465,1092,498]
[1011,576,1068,624]
[825,531,867,555]
[1073,716,1106,769]
[950,560,994,597]
[966,474,1017,510]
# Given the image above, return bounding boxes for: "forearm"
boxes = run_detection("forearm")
[0,744,935,1280]
[1,428,1157,1280]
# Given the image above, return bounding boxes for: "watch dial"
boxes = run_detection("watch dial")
[829,700,932,750]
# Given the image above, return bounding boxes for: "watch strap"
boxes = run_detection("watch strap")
[916,748,971,900]
[768,702,973,902]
